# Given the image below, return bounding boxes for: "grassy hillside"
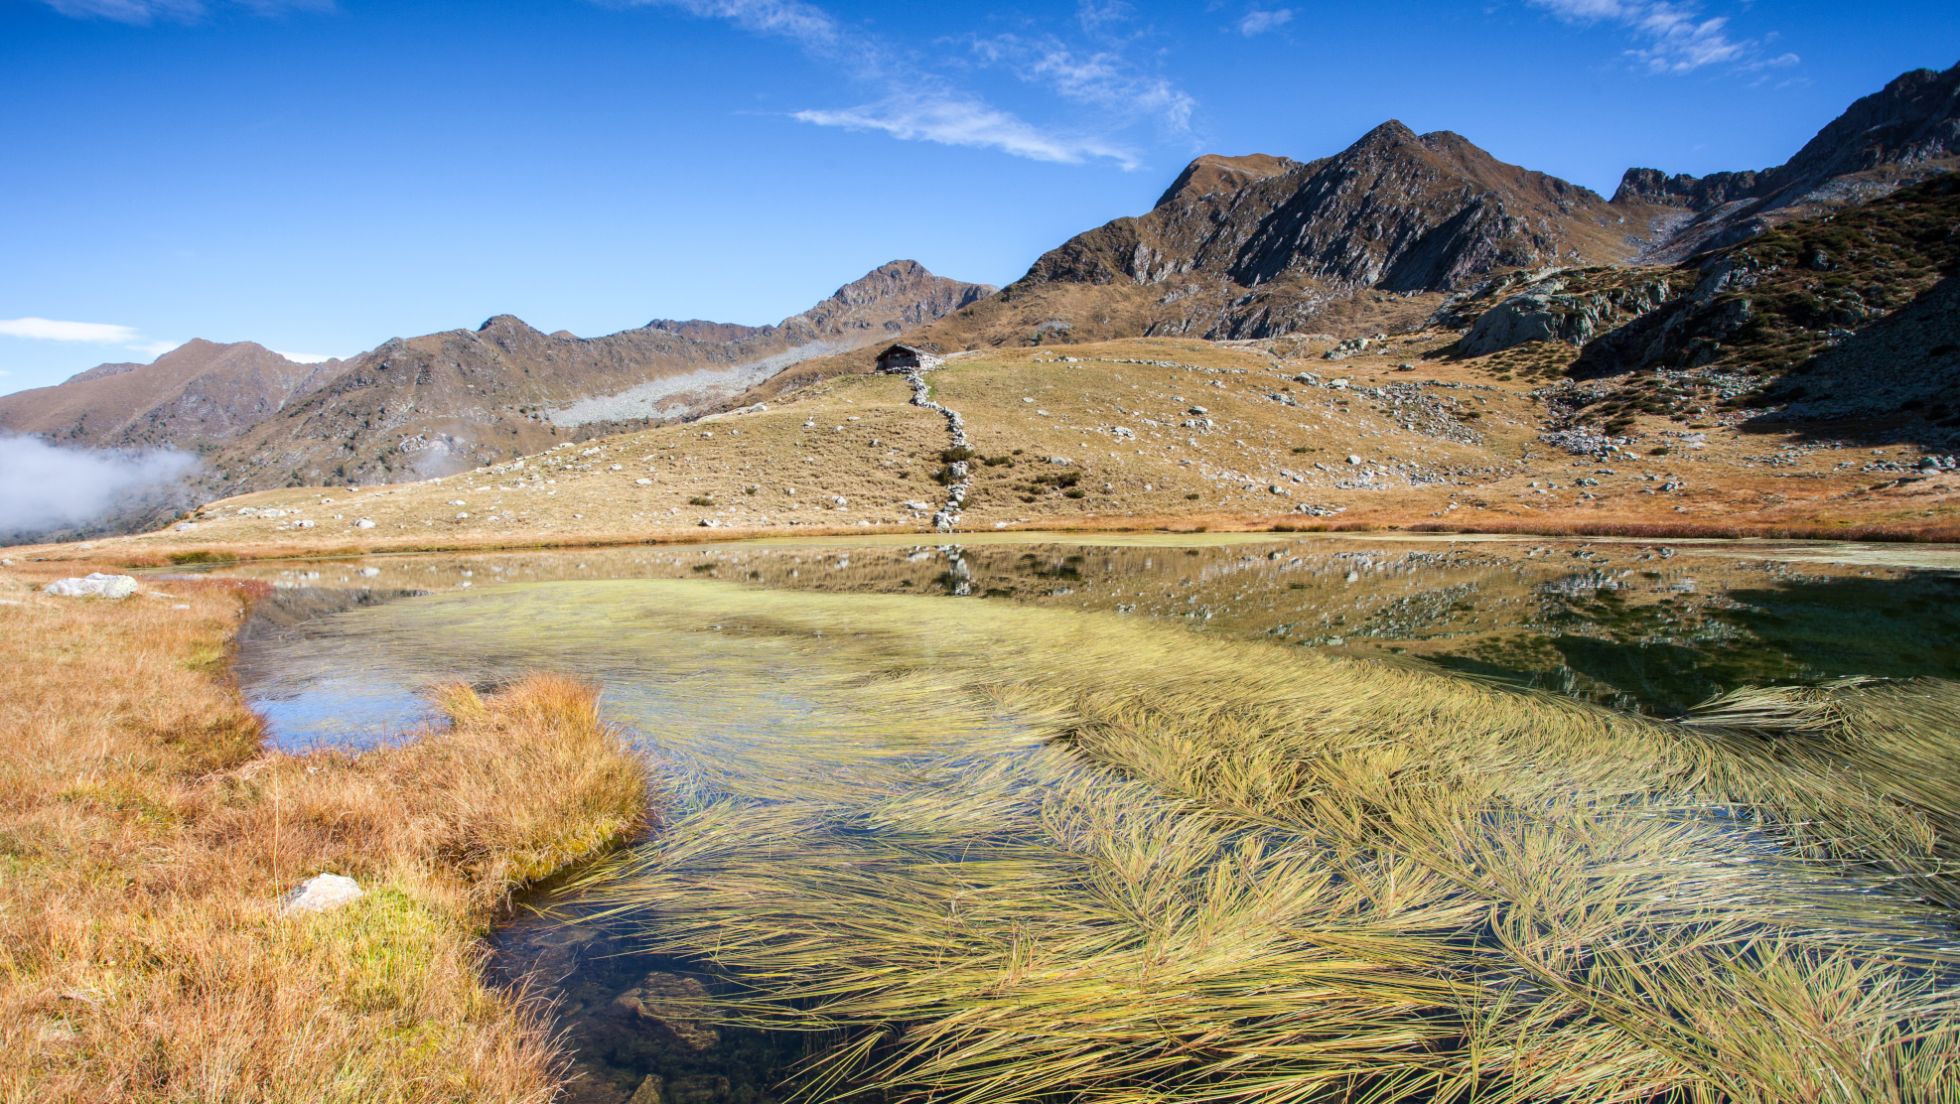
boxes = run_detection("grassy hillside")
[23,328,1951,566]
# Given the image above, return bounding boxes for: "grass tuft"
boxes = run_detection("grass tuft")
[0,565,647,1103]
[537,581,1960,1104]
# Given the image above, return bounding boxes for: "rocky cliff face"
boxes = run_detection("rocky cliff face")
[1611,168,1762,212]
[0,339,342,451]
[195,261,993,495]
[1618,63,1960,259]
[1455,268,1680,357]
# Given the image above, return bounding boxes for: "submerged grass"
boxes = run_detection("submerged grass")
[526,580,1960,1104]
[0,567,647,1103]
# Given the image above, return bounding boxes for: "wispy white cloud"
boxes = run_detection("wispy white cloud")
[607,0,1180,169]
[1237,8,1294,37]
[1076,0,1133,34]
[964,34,1195,136]
[0,317,179,362]
[0,317,143,344]
[606,0,845,54]
[276,350,337,363]
[41,0,332,24]
[1524,0,1790,74]
[795,96,1139,168]
[41,0,202,22]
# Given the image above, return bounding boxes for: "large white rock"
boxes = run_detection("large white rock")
[43,574,137,600]
[282,873,364,915]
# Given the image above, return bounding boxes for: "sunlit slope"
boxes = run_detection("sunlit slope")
[82,334,1956,556]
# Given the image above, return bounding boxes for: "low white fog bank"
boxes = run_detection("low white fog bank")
[0,433,199,543]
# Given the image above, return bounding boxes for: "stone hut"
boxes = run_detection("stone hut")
[875,344,942,374]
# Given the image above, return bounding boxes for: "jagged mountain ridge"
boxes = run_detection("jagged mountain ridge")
[998,121,1647,342]
[194,260,992,494]
[828,63,1957,366]
[1615,63,1960,259]
[873,119,1672,354]
[0,339,344,452]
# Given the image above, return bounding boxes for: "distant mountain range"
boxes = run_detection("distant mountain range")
[887,62,1958,352]
[2,61,1953,531]
[193,259,990,496]
[0,339,344,452]
[0,260,991,501]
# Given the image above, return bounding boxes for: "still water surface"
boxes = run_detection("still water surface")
[218,533,1960,1103]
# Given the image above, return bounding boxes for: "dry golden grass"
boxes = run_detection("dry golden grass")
[0,566,646,1103]
[547,581,1960,1104]
[15,335,1950,570]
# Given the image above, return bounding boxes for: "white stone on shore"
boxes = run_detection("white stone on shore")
[282,873,363,915]
[44,574,137,600]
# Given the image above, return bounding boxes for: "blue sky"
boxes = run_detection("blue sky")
[1,0,1953,394]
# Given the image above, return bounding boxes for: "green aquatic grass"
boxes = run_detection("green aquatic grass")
[380,579,1960,1103]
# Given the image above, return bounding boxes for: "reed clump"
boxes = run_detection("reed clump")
[0,566,647,1103]
[544,580,1960,1104]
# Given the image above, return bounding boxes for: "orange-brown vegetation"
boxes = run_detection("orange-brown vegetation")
[0,564,646,1103]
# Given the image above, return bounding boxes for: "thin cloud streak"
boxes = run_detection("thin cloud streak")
[965,34,1196,136]
[1524,0,1790,75]
[608,0,842,52]
[1237,9,1294,37]
[609,0,1174,169]
[0,318,181,364]
[41,0,332,24]
[0,317,143,344]
[795,97,1139,169]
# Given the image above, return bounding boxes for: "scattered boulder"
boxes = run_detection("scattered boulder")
[43,574,137,600]
[282,873,363,915]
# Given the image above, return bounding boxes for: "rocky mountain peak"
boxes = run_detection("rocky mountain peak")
[476,314,539,337]
[793,261,995,334]
[1352,119,1420,151]
[1775,63,1960,185]
[1153,153,1299,209]
[825,259,938,307]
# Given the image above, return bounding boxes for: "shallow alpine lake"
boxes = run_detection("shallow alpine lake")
[212,533,1960,1104]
